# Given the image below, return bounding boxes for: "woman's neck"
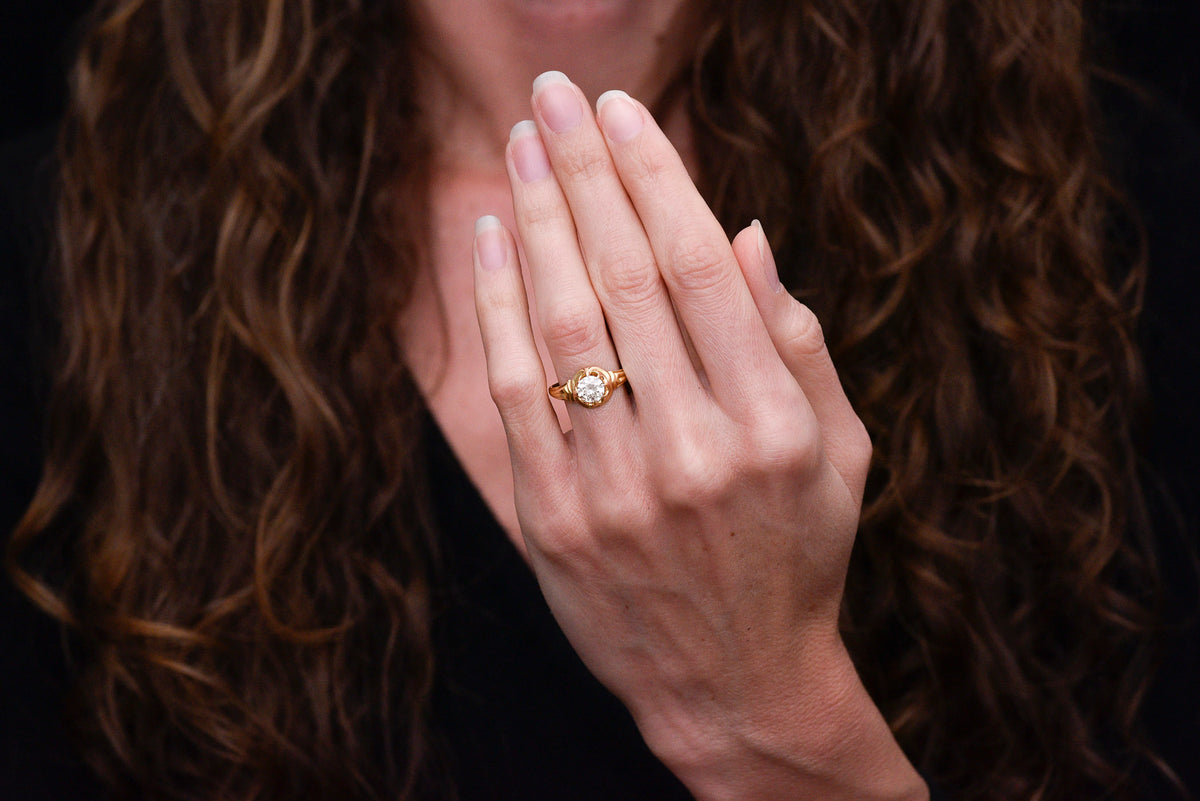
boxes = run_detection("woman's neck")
[408,0,699,173]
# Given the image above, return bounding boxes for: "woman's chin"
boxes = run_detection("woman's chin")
[507,0,666,35]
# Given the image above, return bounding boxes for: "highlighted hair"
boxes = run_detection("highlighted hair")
[10,0,1162,798]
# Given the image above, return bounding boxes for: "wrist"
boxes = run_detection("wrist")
[635,634,928,801]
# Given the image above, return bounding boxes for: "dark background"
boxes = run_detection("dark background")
[2,1,1198,799]
[1,0,95,140]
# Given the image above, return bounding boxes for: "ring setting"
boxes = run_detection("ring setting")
[548,366,628,408]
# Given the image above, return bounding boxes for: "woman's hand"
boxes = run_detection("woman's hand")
[472,71,926,801]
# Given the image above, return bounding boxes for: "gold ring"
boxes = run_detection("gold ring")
[548,366,628,408]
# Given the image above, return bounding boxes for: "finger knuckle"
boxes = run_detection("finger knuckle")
[557,145,614,184]
[589,486,654,539]
[623,142,674,186]
[488,361,546,412]
[781,303,828,358]
[519,191,566,232]
[594,247,660,306]
[651,433,728,508]
[735,392,820,462]
[664,237,732,297]
[480,282,527,317]
[540,299,606,359]
[747,416,824,478]
[532,515,591,566]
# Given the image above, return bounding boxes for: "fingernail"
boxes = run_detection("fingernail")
[510,120,551,182]
[533,70,582,134]
[754,219,783,292]
[596,90,643,143]
[475,216,506,272]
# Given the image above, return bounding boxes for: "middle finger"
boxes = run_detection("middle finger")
[527,71,698,413]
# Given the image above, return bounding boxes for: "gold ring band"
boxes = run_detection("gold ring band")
[548,366,628,408]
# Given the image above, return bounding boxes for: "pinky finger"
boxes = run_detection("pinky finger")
[473,215,570,483]
[731,221,872,501]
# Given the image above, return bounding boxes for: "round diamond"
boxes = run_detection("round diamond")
[575,374,606,405]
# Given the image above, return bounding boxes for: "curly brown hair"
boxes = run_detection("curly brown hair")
[8,0,1163,799]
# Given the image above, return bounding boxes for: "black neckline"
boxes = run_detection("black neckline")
[420,411,695,800]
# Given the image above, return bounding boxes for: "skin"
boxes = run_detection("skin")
[402,2,930,798]
[400,0,702,540]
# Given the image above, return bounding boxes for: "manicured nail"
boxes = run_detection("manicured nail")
[510,120,551,182]
[596,90,643,143]
[753,219,783,292]
[475,216,506,272]
[533,70,582,134]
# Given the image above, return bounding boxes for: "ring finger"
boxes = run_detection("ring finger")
[507,119,634,449]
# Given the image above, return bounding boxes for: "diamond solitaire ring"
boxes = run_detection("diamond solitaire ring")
[548,366,628,408]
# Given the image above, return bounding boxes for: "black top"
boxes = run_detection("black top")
[423,414,693,800]
[2,94,1199,800]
